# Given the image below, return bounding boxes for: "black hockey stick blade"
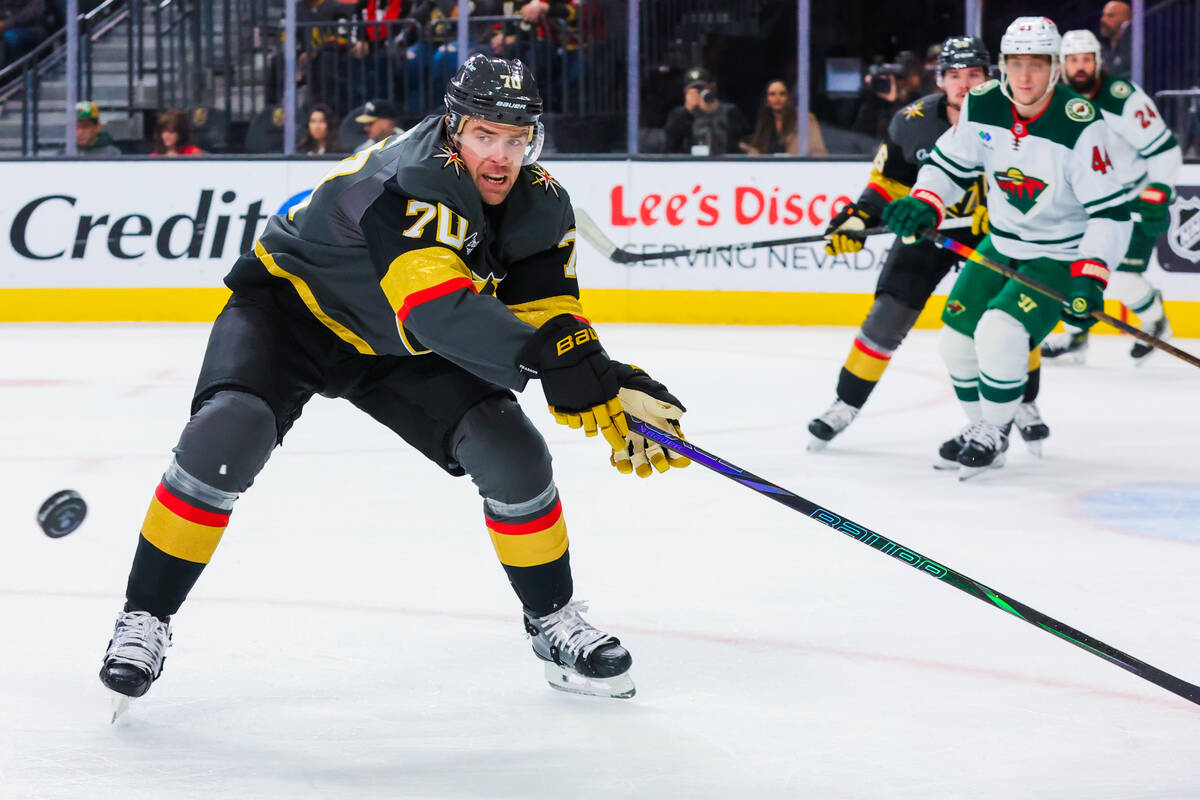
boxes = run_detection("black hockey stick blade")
[927,231,1200,369]
[574,208,970,265]
[627,415,1200,708]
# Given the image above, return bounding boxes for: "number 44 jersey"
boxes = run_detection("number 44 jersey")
[915,79,1132,267]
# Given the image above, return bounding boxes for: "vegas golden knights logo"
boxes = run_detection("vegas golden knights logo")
[501,73,522,90]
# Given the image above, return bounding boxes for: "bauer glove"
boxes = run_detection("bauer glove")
[1063,260,1110,330]
[970,203,989,236]
[517,313,627,451]
[1136,182,1172,237]
[823,202,877,256]
[610,363,690,477]
[881,189,944,243]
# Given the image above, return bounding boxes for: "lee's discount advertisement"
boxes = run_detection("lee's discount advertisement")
[1,159,1198,301]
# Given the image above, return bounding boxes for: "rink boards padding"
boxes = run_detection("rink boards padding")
[1,157,1198,332]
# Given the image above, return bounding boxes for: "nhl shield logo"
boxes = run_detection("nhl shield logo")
[1162,192,1200,271]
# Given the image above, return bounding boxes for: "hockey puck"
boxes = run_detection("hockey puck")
[37,490,88,538]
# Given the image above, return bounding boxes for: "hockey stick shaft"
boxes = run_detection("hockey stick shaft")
[927,231,1200,369]
[575,208,970,264]
[627,415,1200,707]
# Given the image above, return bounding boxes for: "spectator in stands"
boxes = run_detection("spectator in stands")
[663,67,749,156]
[268,0,354,113]
[74,101,122,157]
[0,0,48,68]
[920,43,941,95]
[353,98,403,152]
[740,79,828,157]
[150,109,205,156]
[297,103,344,154]
[348,0,416,109]
[851,51,922,139]
[1099,1,1132,79]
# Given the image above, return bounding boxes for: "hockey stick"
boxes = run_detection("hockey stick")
[926,231,1200,369]
[627,414,1200,708]
[575,208,971,264]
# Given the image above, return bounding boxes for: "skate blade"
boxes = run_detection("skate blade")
[806,436,831,453]
[544,663,635,699]
[110,692,132,724]
[932,457,960,471]
[1023,439,1043,457]
[958,453,1006,481]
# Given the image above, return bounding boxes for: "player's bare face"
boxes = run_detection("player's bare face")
[941,66,988,109]
[1063,53,1099,95]
[456,118,530,206]
[1005,55,1053,108]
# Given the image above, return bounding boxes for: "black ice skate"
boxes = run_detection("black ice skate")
[956,421,1009,481]
[1013,401,1050,456]
[1040,330,1089,364]
[100,609,172,721]
[1131,310,1171,363]
[524,601,634,699]
[807,399,860,452]
[934,427,970,470]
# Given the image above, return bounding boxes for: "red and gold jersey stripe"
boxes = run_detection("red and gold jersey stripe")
[844,337,893,383]
[141,482,230,564]
[485,500,569,568]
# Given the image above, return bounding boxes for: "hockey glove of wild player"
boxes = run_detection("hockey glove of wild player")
[610,363,690,477]
[970,204,989,236]
[823,202,877,256]
[1137,183,1172,237]
[1063,260,1111,330]
[517,313,628,451]
[881,189,944,244]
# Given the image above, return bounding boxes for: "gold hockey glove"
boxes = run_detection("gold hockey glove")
[609,364,689,477]
[824,202,877,256]
[518,314,628,451]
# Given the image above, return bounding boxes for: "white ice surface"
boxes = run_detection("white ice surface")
[2,322,1199,799]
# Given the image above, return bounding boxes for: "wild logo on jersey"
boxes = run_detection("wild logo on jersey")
[994,168,1048,214]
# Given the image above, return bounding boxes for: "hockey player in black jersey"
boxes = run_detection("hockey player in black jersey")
[808,36,1051,458]
[99,54,689,715]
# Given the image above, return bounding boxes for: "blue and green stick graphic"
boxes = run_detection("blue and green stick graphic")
[629,415,1200,707]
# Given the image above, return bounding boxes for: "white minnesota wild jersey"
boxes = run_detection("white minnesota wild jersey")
[1090,75,1182,192]
[915,80,1131,265]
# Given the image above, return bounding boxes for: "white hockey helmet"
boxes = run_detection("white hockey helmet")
[998,17,1063,103]
[1060,29,1103,69]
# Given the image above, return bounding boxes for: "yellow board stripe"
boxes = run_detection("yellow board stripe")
[845,346,890,382]
[3,288,1199,337]
[506,294,584,328]
[141,496,227,564]
[254,240,376,355]
[487,518,569,568]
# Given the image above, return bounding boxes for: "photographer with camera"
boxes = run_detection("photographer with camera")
[663,67,749,156]
[851,51,923,139]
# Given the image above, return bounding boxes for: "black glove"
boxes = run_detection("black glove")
[824,201,879,256]
[517,314,627,450]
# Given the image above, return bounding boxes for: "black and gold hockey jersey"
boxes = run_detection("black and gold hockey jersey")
[226,114,581,390]
[857,92,985,219]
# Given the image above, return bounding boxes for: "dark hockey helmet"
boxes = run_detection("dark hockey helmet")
[445,53,545,164]
[937,35,990,74]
